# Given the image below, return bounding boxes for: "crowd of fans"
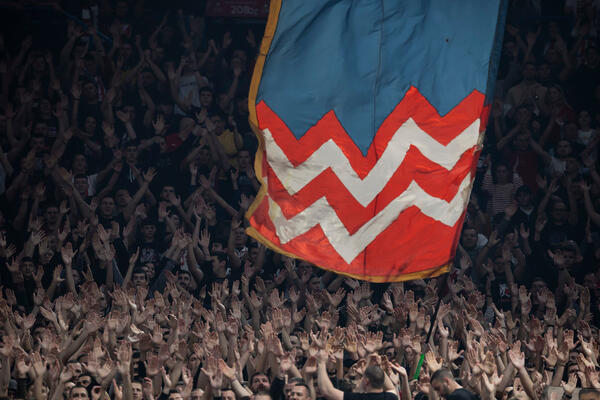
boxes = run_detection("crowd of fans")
[0,0,600,400]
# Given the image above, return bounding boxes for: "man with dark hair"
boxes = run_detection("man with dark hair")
[69,385,89,400]
[362,366,385,391]
[284,377,306,400]
[430,369,477,400]
[317,351,397,400]
[250,373,271,393]
[288,383,311,400]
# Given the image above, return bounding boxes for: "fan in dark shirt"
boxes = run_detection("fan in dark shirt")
[431,369,478,400]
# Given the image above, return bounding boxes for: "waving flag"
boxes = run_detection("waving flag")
[246,0,507,282]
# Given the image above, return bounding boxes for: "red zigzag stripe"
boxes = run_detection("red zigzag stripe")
[256,86,487,178]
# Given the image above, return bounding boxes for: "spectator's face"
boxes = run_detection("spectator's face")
[495,165,509,183]
[191,389,204,400]
[115,189,131,207]
[82,82,97,101]
[124,106,136,122]
[431,378,451,396]
[584,273,597,289]
[78,376,91,388]
[133,272,147,288]
[384,347,395,359]
[33,122,48,136]
[284,382,296,399]
[156,138,169,155]
[308,276,321,291]
[143,263,155,280]
[562,250,575,267]
[200,91,213,108]
[160,186,175,201]
[74,177,88,195]
[69,362,83,377]
[211,242,223,253]
[71,269,81,286]
[251,374,270,392]
[45,207,59,224]
[132,382,143,400]
[31,136,46,152]
[170,214,181,229]
[198,148,211,165]
[142,225,156,240]
[461,228,477,249]
[547,86,561,102]
[222,390,236,400]
[493,256,506,273]
[21,260,35,278]
[168,393,183,400]
[248,247,259,263]
[516,190,531,207]
[211,116,225,133]
[234,227,246,246]
[69,387,89,400]
[72,155,87,174]
[556,140,572,157]
[578,111,592,128]
[298,262,312,278]
[98,293,107,309]
[551,202,568,222]
[84,117,96,134]
[238,150,251,169]
[100,197,115,217]
[233,49,247,64]
[531,280,546,299]
[126,146,138,164]
[288,386,310,400]
[45,234,57,251]
[231,57,243,72]
[177,272,191,290]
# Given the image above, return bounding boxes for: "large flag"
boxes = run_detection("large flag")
[246,0,507,282]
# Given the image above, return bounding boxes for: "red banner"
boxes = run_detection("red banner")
[205,0,270,18]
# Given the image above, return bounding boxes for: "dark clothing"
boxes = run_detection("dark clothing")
[344,391,399,400]
[446,388,479,400]
[270,376,285,400]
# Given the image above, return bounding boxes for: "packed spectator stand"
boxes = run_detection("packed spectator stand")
[0,1,600,400]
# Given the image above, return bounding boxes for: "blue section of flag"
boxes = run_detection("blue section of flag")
[257,0,505,155]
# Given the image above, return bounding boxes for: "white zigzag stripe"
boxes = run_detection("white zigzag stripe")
[267,173,473,264]
[263,118,481,207]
